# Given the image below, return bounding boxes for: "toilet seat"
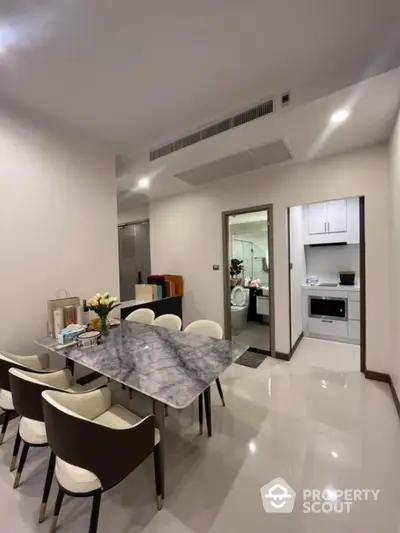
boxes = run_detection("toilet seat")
[231,286,248,307]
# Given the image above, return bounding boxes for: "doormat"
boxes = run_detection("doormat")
[235,350,268,369]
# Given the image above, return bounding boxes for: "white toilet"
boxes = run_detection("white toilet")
[231,286,250,333]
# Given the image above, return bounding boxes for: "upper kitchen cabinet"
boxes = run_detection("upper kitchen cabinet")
[303,198,359,244]
[326,200,347,233]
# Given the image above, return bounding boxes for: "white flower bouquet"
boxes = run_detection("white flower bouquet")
[87,292,120,334]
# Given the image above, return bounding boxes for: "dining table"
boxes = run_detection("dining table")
[36,319,247,505]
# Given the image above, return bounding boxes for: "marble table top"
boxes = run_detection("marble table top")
[37,320,247,409]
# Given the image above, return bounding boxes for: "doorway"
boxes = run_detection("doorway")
[287,197,365,372]
[222,205,275,355]
[118,220,151,302]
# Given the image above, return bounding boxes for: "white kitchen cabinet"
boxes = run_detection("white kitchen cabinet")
[303,286,360,345]
[326,200,347,233]
[308,202,327,234]
[308,317,348,338]
[348,320,360,341]
[348,301,360,320]
[303,198,359,245]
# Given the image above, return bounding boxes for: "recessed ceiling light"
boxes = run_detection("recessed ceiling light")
[248,441,257,454]
[330,109,350,125]
[138,177,150,189]
[331,450,338,458]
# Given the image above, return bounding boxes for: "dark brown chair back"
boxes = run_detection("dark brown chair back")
[0,357,35,394]
[42,388,156,491]
[9,371,64,422]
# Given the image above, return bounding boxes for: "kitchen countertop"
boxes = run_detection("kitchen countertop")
[302,284,360,291]
[36,320,247,410]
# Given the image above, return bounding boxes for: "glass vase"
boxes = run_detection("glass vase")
[99,314,109,336]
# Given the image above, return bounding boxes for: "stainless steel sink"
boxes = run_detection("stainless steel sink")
[318,283,339,287]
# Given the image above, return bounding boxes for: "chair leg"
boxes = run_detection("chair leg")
[10,431,21,472]
[154,444,164,510]
[89,492,102,533]
[198,394,204,435]
[203,387,212,437]
[50,487,65,533]
[39,452,56,523]
[0,410,11,445]
[215,378,226,406]
[13,441,30,488]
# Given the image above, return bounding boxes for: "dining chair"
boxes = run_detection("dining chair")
[153,314,182,331]
[41,387,163,533]
[0,351,49,445]
[184,320,226,407]
[125,308,155,324]
[8,367,87,523]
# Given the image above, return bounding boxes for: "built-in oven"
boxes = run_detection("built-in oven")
[309,296,348,321]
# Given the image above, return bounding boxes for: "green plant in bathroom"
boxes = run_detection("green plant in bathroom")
[230,258,244,278]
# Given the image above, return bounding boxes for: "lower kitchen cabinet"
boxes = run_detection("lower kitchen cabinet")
[309,317,348,338]
[348,319,360,341]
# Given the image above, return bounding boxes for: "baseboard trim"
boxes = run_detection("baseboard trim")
[290,332,304,357]
[388,377,400,419]
[365,370,400,421]
[275,332,304,362]
[364,370,390,383]
[275,351,290,361]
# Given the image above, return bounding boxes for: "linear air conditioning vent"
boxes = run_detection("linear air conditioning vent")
[149,99,274,161]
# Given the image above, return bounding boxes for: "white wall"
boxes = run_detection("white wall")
[305,244,360,282]
[150,145,390,372]
[389,110,400,396]
[0,110,119,354]
[289,206,306,346]
[118,204,149,224]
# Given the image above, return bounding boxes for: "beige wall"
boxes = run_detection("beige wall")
[390,111,400,396]
[118,205,149,224]
[0,110,119,354]
[150,145,391,372]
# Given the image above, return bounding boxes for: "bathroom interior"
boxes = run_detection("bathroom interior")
[229,210,270,352]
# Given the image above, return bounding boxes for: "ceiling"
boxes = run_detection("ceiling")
[117,66,400,209]
[0,0,400,154]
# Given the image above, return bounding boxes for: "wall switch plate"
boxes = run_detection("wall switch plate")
[213,265,220,270]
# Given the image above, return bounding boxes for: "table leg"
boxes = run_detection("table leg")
[203,387,212,437]
[152,399,165,508]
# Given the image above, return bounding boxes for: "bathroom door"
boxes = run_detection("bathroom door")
[118,220,151,302]
[226,209,271,353]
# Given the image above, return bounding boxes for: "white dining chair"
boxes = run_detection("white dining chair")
[125,308,155,325]
[0,351,49,445]
[41,387,163,533]
[184,320,226,407]
[153,314,182,331]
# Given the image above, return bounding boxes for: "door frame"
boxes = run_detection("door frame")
[287,197,366,372]
[118,218,151,300]
[222,204,275,356]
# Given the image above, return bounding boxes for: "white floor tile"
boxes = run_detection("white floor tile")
[1,338,399,533]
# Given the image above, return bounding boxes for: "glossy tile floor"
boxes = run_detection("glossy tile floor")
[1,339,399,533]
[233,322,270,351]
[291,337,361,372]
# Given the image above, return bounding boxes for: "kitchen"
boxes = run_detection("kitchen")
[289,197,362,371]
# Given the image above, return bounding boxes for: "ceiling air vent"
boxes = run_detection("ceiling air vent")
[149,99,274,161]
